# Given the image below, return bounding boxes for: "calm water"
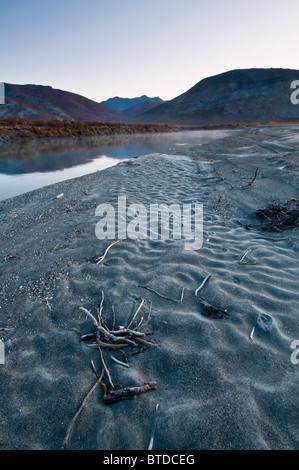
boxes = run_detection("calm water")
[0,130,231,201]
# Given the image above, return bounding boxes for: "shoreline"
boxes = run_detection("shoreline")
[0,125,298,450]
[0,120,182,146]
[2,119,299,147]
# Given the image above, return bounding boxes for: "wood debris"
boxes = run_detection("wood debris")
[138,284,185,302]
[148,403,160,451]
[246,167,259,187]
[63,361,104,449]
[103,381,157,404]
[80,292,157,403]
[236,249,258,265]
[93,239,121,265]
[250,326,255,342]
[4,253,18,262]
[195,275,211,296]
[199,299,229,319]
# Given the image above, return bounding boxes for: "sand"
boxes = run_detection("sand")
[0,125,298,450]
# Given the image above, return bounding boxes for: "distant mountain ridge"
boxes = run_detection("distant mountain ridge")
[2,69,299,126]
[101,95,164,117]
[0,83,125,122]
[137,68,299,125]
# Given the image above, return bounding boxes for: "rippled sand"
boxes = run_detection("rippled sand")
[0,125,298,450]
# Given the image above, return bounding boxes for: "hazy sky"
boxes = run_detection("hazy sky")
[1,0,299,102]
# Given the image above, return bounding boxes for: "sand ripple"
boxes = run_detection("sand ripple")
[0,126,298,449]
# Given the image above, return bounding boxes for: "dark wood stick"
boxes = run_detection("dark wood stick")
[103,381,157,404]
[247,167,259,187]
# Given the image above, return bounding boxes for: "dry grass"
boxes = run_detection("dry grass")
[0,117,182,139]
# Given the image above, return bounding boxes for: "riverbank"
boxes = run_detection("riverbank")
[0,125,298,450]
[0,118,182,146]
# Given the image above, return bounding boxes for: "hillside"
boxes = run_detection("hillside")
[0,83,125,122]
[137,68,299,125]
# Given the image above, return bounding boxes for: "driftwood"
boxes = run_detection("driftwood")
[195,275,211,296]
[148,403,160,451]
[200,300,229,319]
[235,249,257,265]
[93,239,121,265]
[246,167,259,187]
[103,381,158,404]
[138,284,185,302]
[4,253,18,262]
[194,275,229,320]
[80,292,157,404]
[63,361,104,449]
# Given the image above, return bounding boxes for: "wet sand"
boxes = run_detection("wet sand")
[0,125,298,450]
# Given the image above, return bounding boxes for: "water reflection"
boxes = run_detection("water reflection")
[0,130,231,201]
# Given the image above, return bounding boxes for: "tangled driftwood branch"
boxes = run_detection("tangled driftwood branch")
[79,292,157,404]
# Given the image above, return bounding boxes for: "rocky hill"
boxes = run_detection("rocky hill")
[0,83,125,122]
[137,68,299,125]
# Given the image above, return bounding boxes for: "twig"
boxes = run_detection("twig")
[86,341,129,350]
[247,167,259,187]
[239,249,251,263]
[235,249,257,265]
[134,336,158,348]
[138,284,185,303]
[99,347,114,388]
[141,301,152,329]
[63,366,104,449]
[94,239,121,265]
[111,356,130,368]
[127,297,145,329]
[97,290,104,323]
[80,332,96,342]
[195,275,211,297]
[80,307,98,327]
[148,403,160,451]
[118,346,151,360]
[91,359,101,378]
[109,328,146,338]
[134,317,144,331]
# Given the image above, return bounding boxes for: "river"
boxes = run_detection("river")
[0,129,231,201]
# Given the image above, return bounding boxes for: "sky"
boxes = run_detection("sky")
[1,0,299,102]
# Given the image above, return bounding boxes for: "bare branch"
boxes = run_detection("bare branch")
[195,274,211,297]
[94,239,121,265]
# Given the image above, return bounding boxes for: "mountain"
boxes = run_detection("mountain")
[0,83,125,122]
[137,68,299,125]
[101,95,164,117]
[122,97,165,118]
